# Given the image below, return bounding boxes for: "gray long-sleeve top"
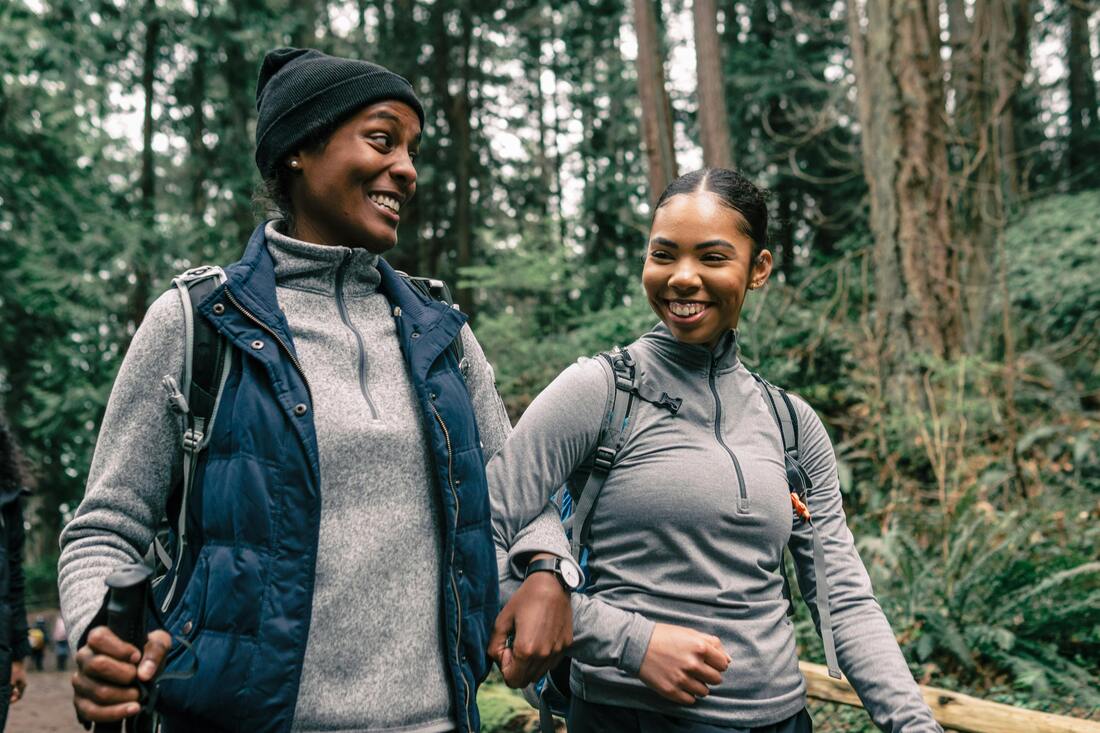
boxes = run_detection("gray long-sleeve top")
[58,223,562,733]
[488,324,942,731]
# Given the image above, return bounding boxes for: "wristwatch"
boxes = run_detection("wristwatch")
[524,556,583,592]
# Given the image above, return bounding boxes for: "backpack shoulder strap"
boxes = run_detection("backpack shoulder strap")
[396,272,465,369]
[155,266,230,611]
[752,374,811,496]
[568,347,637,560]
[752,373,840,679]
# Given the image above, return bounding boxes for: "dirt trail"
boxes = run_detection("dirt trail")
[8,667,83,733]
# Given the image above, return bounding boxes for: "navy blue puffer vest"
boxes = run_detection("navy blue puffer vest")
[154,224,497,732]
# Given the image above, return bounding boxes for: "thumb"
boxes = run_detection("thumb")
[487,606,515,662]
[702,638,730,671]
[499,648,523,688]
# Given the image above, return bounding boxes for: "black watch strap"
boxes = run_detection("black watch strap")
[525,557,578,591]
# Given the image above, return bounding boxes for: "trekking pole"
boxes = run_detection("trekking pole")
[97,564,155,733]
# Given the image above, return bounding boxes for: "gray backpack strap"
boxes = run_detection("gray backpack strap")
[753,374,841,680]
[157,266,230,612]
[569,348,637,561]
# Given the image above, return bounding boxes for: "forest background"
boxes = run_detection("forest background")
[0,0,1097,727]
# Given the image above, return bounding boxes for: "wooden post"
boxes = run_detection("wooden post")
[800,662,1100,733]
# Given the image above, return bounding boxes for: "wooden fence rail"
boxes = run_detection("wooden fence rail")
[801,662,1100,733]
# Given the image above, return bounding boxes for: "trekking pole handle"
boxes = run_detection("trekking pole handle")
[95,564,153,733]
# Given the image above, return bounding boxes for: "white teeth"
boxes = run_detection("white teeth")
[669,301,706,317]
[368,194,401,213]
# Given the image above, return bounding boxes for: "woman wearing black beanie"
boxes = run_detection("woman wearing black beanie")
[60,48,574,733]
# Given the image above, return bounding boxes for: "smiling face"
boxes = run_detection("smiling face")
[286,100,421,253]
[642,191,772,348]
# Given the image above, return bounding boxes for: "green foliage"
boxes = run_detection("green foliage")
[857,494,1100,707]
[477,294,655,416]
[1002,190,1100,397]
[23,553,60,611]
[476,679,538,733]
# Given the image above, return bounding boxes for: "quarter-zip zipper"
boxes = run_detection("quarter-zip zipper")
[429,402,472,733]
[334,253,380,419]
[224,287,313,401]
[709,357,749,513]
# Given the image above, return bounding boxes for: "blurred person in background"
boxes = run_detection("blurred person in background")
[28,617,46,672]
[51,616,68,671]
[0,411,31,728]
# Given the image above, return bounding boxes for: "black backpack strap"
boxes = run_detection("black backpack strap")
[157,266,230,613]
[752,373,840,680]
[397,272,465,370]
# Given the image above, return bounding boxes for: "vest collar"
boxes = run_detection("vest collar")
[377,258,469,377]
[220,222,293,343]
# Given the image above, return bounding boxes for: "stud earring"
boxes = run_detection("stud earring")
[288,159,301,169]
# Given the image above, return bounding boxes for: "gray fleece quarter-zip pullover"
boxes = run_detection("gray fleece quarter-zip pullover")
[58,222,566,733]
[489,325,942,732]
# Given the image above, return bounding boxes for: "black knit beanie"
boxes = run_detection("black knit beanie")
[254,47,425,179]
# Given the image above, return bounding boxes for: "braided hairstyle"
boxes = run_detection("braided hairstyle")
[653,168,770,264]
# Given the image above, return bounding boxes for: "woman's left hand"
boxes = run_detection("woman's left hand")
[9,660,26,704]
[488,559,573,688]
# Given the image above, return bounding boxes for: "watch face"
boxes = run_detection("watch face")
[560,562,582,590]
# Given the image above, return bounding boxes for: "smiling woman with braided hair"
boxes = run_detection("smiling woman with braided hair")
[489,168,943,733]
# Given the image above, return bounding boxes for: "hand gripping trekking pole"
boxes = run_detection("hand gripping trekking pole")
[97,564,156,733]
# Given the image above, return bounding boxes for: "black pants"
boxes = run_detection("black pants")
[568,697,813,733]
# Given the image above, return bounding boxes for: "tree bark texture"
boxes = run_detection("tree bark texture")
[632,0,679,204]
[848,0,960,363]
[949,0,1029,352]
[693,0,733,168]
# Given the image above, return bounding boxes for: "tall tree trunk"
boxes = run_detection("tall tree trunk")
[221,5,256,244]
[632,0,678,204]
[1067,0,1099,186]
[431,0,476,315]
[693,0,733,168]
[189,5,208,220]
[949,0,1028,352]
[1002,0,1032,203]
[545,6,568,248]
[531,10,554,224]
[848,0,960,364]
[130,0,161,332]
